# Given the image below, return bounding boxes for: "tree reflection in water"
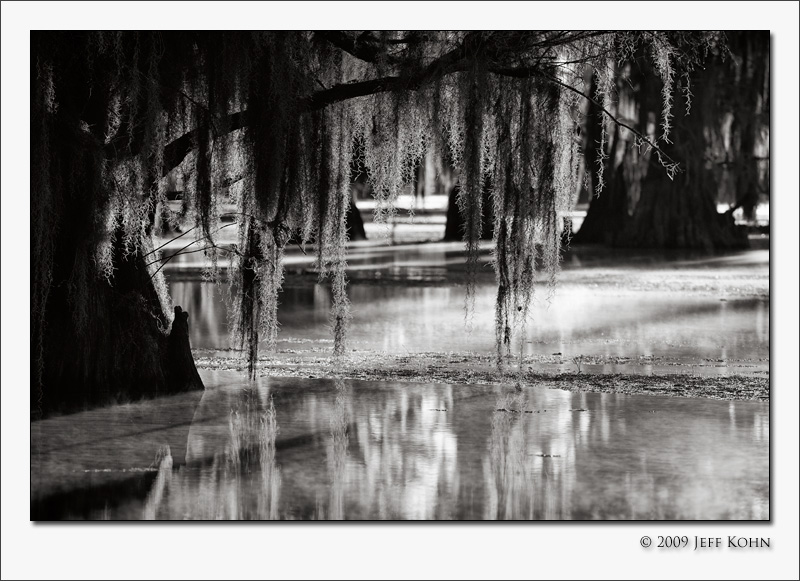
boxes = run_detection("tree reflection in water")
[143,387,282,520]
[485,392,575,520]
[326,380,350,520]
[313,383,459,520]
[143,445,173,520]
[362,389,458,519]
[129,377,767,520]
[486,394,531,519]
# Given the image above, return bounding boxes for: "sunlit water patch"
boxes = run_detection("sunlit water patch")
[170,281,768,374]
[165,246,768,375]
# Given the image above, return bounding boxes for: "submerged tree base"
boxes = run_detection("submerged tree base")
[34,304,204,419]
[194,350,768,402]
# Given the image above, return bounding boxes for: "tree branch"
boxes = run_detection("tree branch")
[315,31,402,65]
[150,32,679,180]
[303,31,487,111]
[152,34,487,174]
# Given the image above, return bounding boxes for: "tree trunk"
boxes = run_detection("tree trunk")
[727,31,770,220]
[36,232,205,417]
[572,161,629,246]
[32,78,204,418]
[347,195,367,241]
[619,71,749,250]
[620,164,748,250]
[575,55,750,251]
[165,306,205,392]
[443,183,495,242]
[570,90,629,246]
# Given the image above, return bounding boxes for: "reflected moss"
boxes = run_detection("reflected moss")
[142,387,283,519]
[326,379,350,520]
[143,445,173,520]
[34,376,769,520]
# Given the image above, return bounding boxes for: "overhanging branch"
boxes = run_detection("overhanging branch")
[315,31,403,65]
[151,33,679,180]
[152,34,486,174]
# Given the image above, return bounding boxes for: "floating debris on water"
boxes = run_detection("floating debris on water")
[194,350,769,402]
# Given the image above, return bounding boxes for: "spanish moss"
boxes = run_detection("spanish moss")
[31,30,720,391]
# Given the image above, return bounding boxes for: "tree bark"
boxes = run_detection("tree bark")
[619,100,748,250]
[572,161,628,246]
[37,233,205,417]
[165,306,205,393]
[620,160,748,250]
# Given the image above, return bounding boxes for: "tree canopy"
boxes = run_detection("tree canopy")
[32,31,722,386]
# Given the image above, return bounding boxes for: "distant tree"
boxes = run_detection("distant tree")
[31,31,720,413]
[573,31,768,249]
[710,31,770,221]
[443,181,495,242]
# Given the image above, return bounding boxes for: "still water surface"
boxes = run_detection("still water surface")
[32,371,768,520]
[169,246,769,374]
[31,246,768,519]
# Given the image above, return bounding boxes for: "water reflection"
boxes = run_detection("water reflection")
[31,373,769,520]
[143,445,172,520]
[484,393,579,520]
[486,394,537,520]
[326,380,349,520]
[315,381,458,519]
[140,387,282,520]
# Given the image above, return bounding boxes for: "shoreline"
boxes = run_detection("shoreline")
[194,351,769,402]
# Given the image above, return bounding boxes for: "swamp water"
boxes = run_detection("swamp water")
[31,246,769,520]
[32,372,768,520]
[170,245,769,375]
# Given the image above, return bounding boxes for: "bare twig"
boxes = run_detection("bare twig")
[147,222,237,278]
[144,225,198,258]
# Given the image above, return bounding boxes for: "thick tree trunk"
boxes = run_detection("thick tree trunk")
[618,71,749,250]
[31,37,204,418]
[33,113,204,418]
[37,238,205,417]
[571,104,629,246]
[442,186,462,241]
[727,32,770,220]
[570,68,634,246]
[619,166,748,250]
[575,56,750,251]
[442,184,495,242]
[572,161,628,246]
[165,306,205,392]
